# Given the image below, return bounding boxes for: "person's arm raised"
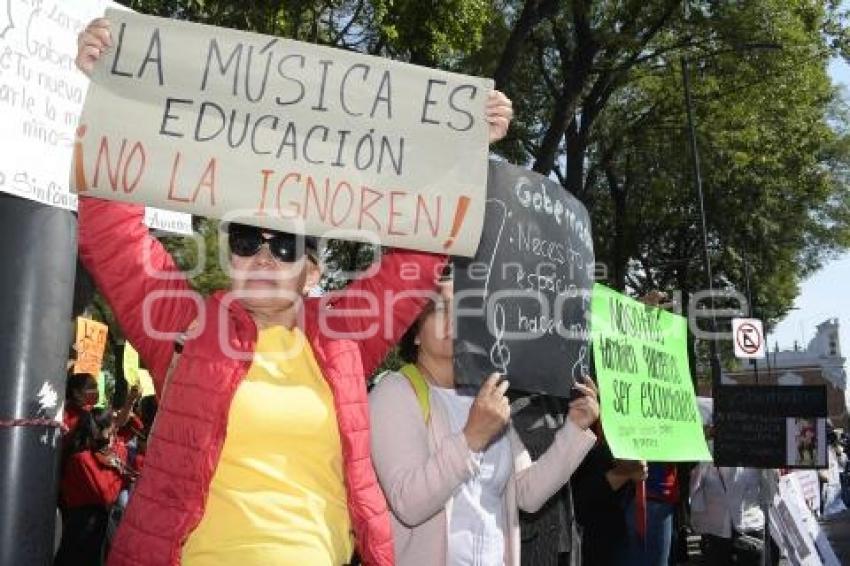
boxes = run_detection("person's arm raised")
[78,199,199,397]
[486,90,513,144]
[76,18,111,78]
[317,91,513,377]
[75,21,198,394]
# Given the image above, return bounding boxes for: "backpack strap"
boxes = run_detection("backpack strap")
[398,363,430,423]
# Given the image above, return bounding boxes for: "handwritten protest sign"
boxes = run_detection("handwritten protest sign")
[73,316,108,376]
[71,9,493,256]
[144,206,193,236]
[591,284,710,461]
[454,162,594,396]
[0,1,193,235]
[123,341,156,397]
[0,0,112,209]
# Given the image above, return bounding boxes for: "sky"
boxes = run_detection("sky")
[766,57,850,363]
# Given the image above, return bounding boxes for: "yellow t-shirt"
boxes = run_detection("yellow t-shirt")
[182,326,353,566]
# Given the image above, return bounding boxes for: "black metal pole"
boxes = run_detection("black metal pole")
[681,57,723,390]
[0,194,77,566]
[743,252,760,383]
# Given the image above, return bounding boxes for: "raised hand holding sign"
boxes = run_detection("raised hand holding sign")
[71,9,496,256]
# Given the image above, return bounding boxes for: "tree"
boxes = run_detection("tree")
[467,0,850,331]
[586,2,850,321]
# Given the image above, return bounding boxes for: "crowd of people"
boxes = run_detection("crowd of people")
[49,16,849,566]
[61,358,850,566]
[56,372,156,565]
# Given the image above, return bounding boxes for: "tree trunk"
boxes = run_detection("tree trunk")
[492,0,558,88]
[531,6,597,177]
[606,164,628,291]
[533,89,573,176]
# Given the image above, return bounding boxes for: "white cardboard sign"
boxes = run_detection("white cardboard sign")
[0,1,192,236]
[72,9,493,255]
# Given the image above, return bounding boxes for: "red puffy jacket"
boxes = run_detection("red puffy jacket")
[60,443,127,509]
[78,197,444,566]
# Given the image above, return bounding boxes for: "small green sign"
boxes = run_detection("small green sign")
[95,370,107,409]
[591,284,711,461]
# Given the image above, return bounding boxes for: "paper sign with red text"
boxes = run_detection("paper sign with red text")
[71,9,492,255]
[73,317,108,376]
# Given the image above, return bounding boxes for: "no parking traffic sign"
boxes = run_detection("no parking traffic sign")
[732,318,766,359]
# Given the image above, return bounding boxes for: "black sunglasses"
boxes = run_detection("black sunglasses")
[227,224,303,263]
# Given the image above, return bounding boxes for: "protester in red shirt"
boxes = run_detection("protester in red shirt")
[56,408,130,566]
[62,371,99,437]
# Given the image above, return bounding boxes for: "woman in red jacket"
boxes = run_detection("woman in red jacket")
[56,408,128,566]
[75,18,511,566]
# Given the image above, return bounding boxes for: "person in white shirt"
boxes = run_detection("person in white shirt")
[690,398,777,566]
[369,276,600,566]
[821,428,848,517]
[690,464,765,563]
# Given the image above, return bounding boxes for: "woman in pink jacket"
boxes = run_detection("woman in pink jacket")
[76,18,512,566]
[369,277,599,566]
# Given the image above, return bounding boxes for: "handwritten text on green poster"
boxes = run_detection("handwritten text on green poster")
[591,284,711,461]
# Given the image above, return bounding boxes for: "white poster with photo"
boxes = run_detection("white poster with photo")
[0,0,192,235]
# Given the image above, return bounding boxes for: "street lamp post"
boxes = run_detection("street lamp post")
[680,56,724,391]
[680,48,780,566]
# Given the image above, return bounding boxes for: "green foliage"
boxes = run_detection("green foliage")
[118,0,492,62]
[160,219,229,295]
[584,1,850,319]
[378,0,492,66]
[468,0,850,342]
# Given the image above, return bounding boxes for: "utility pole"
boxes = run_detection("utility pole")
[679,8,781,559]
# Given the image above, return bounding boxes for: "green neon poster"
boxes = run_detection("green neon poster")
[591,284,711,461]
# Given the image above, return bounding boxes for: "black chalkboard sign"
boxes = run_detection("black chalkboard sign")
[714,385,828,469]
[452,161,594,397]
